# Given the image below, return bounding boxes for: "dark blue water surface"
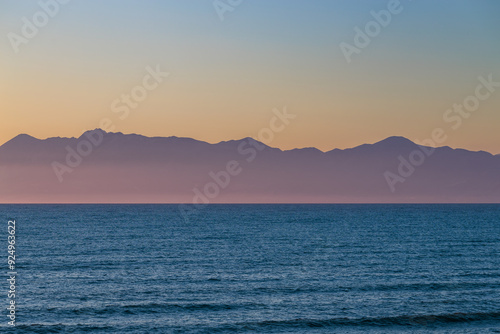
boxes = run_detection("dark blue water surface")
[1,204,500,333]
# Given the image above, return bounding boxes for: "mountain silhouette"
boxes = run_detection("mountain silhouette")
[0,129,499,203]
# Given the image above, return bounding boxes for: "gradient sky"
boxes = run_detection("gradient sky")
[1,0,500,153]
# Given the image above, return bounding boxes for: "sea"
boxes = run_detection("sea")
[1,204,499,333]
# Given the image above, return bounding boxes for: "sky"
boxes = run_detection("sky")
[1,0,500,153]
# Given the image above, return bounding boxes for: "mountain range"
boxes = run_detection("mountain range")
[0,129,499,203]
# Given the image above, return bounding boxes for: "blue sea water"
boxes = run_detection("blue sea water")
[1,204,500,333]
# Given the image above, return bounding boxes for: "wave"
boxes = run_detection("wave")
[12,311,500,333]
[43,301,263,316]
[249,281,500,295]
[3,324,114,334]
[223,311,500,330]
[353,281,500,292]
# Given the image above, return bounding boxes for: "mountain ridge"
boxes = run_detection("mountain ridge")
[2,129,494,156]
